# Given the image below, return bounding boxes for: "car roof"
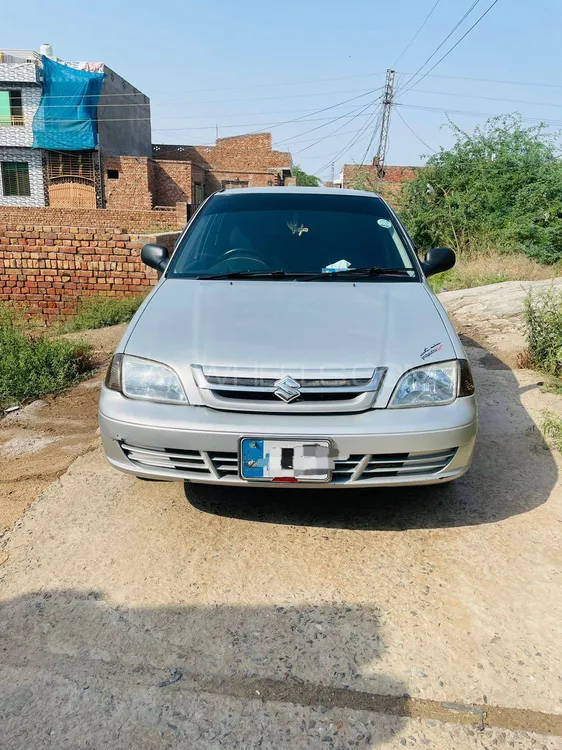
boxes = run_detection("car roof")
[219,186,381,199]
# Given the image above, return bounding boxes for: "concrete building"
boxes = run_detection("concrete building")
[0,47,151,208]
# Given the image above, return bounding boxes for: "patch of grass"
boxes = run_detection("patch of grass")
[542,377,562,396]
[66,294,146,332]
[523,288,562,379]
[429,250,560,293]
[542,410,562,452]
[0,305,92,409]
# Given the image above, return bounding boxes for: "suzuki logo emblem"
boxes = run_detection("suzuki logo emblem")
[274,376,301,403]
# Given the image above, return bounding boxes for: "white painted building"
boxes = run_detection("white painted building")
[0,47,152,208]
[0,50,46,205]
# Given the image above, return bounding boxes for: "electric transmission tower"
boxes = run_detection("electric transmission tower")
[374,69,396,177]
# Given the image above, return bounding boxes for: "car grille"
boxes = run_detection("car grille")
[121,444,238,479]
[121,444,458,483]
[331,448,458,482]
[191,365,387,414]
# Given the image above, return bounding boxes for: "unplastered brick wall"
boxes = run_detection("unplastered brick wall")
[152,133,293,197]
[151,159,193,206]
[186,133,292,172]
[342,164,419,191]
[0,205,183,233]
[0,223,179,320]
[204,169,282,194]
[102,156,153,210]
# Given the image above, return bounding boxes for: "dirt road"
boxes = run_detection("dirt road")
[0,313,561,747]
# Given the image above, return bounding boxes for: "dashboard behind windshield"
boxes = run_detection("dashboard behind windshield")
[167,192,419,280]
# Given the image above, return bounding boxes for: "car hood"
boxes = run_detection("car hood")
[123,279,457,405]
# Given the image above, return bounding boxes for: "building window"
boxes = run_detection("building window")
[193,181,204,205]
[47,151,95,181]
[221,179,249,190]
[0,90,24,126]
[107,169,119,180]
[1,162,31,196]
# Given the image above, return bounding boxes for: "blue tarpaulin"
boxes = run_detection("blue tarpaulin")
[33,56,105,150]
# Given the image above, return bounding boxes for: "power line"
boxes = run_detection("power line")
[35,110,378,130]
[397,71,562,90]
[395,108,437,152]
[358,108,385,167]
[398,0,484,93]
[396,101,562,127]
[36,86,381,109]
[394,0,444,66]
[316,103,385,175]
[402,87,562,109]
[37,72,386,99]
[273,125,380,148]
[245,86,384,137]
[400,0,502,94]
[273,95,383,145]
[292,99,379,155]
[35,88,383,131]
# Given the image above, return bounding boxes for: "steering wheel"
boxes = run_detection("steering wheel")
[219,248,270,269]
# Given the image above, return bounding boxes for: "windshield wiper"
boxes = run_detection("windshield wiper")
[196,270,293,280]
[299,267,415,281]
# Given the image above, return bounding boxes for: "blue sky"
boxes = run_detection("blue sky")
[3,0,562,179]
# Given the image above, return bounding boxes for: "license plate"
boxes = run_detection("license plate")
[240,438,332,482]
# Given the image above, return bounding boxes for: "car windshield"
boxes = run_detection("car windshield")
[167,192,418,281]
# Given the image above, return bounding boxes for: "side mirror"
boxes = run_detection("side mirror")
[141,243,169,273]
[421,247,455,278]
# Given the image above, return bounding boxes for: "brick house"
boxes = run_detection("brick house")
[100,133,293,216]
[340,163,419,204]
[0,47,151,209]
[152,133,293,205]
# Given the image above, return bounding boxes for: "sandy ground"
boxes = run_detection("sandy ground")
[0,295,561,748]
[440,277,562,367]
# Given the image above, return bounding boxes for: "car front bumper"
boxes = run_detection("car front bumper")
[99,386,477,487]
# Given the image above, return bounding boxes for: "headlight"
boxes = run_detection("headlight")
[390,360,459,408]
[105,353,188,403]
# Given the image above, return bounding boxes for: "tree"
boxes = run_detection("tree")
[292,164,321,187]
[399,115,562,264]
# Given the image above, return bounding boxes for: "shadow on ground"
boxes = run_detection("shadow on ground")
[186,338,558,530]
[0,590,407,748]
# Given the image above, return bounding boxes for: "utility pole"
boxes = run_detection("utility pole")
[330,161,335,187]
[374,68,396,178]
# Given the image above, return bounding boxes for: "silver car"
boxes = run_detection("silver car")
[99,187,477,487]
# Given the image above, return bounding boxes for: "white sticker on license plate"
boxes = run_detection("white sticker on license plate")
[240,439,332,482]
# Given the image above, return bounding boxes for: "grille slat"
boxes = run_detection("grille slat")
[121,443,458,483]
[191,365,387,414]
[335,448,458,482]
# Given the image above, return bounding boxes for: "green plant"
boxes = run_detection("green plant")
[293,164,321,187]
[399,115,562,265]
[541,410,562,452]
[523,288,562,378]
[429,268,510,293]
[0,305,92,408]
[67,294,146,332]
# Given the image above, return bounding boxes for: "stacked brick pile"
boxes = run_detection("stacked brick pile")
[0,205,184,234]
[0,224,178,320]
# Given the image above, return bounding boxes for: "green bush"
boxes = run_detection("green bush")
[400,115,562,265]
[67,294,146,332]
[0,306,91,408]
[524,288,562,378]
